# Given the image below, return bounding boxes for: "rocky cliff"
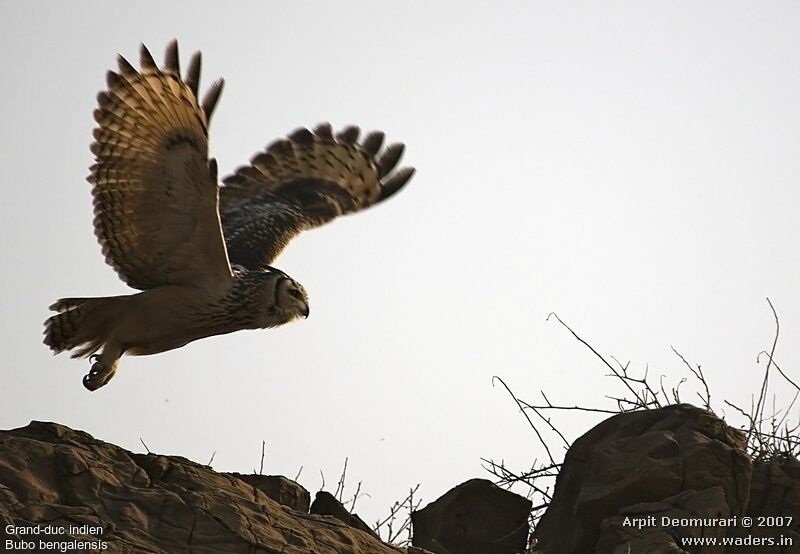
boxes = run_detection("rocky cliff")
[2,405,797,553]
[533,404,800,553]
[0,421,400,553]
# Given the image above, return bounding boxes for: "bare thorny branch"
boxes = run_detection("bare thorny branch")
[671,346,711,411]
[488,299,800,538]
[258,441,266,474]
[334,457,348,501]
[492,376,557,466]
[315,459,417,545]
[372,484,421,547]
[721,298,800,460]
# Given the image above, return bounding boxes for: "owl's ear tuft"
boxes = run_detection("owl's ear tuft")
[264,265,289,278]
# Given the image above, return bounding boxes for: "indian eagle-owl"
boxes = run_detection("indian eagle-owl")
[44,41,414,391]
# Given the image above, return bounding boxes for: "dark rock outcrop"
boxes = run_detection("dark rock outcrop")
[726,457,800,552]
[533,404,800,553]
[0,421,400,553]
[595,486,732,552]
[228,473,311,513]
[310,491,379,539]
[411,478,531,554]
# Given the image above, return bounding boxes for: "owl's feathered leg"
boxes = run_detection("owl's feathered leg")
[83,343,122,391]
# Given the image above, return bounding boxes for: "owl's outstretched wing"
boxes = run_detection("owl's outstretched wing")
[219,124,415,269]
[89,41,233,290]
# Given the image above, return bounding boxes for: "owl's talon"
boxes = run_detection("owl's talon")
[83,360,115,391]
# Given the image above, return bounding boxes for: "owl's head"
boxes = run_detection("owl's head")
[234,265,310,327]
[274,275,309,321]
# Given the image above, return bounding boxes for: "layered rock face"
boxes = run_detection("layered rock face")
[3,406,796,553]
[0,421,399,553]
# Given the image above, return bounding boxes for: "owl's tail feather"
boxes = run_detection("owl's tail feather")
[44,297,125,358]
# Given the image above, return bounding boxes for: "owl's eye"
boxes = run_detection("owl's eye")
[290,289,303,300]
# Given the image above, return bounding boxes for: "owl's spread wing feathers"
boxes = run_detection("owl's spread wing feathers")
[219,123,415,268]
[89,41,233,290]
[91,40,413,281]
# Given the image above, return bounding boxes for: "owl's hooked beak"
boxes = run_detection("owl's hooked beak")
[301,303,310,318]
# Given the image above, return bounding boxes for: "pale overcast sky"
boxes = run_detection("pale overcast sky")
[2,1,799,528]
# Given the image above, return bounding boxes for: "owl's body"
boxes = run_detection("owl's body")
[44,41,413,390]
[48,268,308,389]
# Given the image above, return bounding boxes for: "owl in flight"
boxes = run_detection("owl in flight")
[44,41,414,391]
